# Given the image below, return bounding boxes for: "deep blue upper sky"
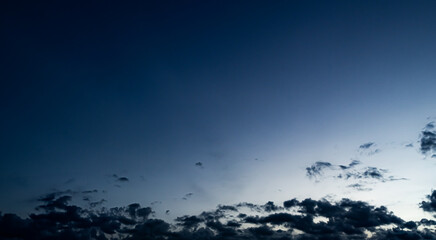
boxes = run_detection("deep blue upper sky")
[1,0,436,222]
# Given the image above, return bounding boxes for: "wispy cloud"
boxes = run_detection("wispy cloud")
[306,162,334,180]
[306,159,407,191]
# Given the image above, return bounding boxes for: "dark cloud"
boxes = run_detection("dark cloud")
[283,199,299,209]
[195,162,203,168]
[420,218,436,226]
[421,131,436,155]
[1,191,436,239]
[216,204,238,212]
[420,122,436,155]
[118,177,129,182]
[420,190,436,213]
[112,174,129,183]
[262,201,283,212]
[362,167,385,180]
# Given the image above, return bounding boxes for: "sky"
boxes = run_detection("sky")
[1,1,436,239]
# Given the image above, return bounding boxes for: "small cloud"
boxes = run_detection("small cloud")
[90,199,106,208]
[362,167,386,180]
[347,183,372,191]
[118,177,129,182]
[306,162,333,179]
[182,193,194,200]
[339,160,361,170]
[359,142,374,149]
[195,162,203,168]
[112,174,129,182]
[405,143,414,148]
[165,210,170,215]
[420,122,436,155]
[82,189,98,194]
[358,142,380,155]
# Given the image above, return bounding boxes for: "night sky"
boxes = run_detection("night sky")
[1,1,436,239]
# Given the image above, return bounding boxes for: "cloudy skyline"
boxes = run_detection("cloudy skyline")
[1,1,436,239]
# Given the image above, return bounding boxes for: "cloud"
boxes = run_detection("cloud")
[347,183,372,191]
[89,199,106,208]
[421,130,436,155]
[1,191,435,240]
[195,162,203,168]
[306,159,406,187]
[118,177,129,182]
[182,193,194,200]
[339,160,361,170]
[112,174,129,183]
[306,162,334,179]
[82,189,98,194]
[357,142,381,156]
[419,122,436,155]
[306,159,407,191]
[420,190,436,213]
[359,142,375,149]
[338,166,407,182]
[362,167,385,180]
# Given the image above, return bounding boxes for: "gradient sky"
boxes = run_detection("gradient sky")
[1,0,436,228]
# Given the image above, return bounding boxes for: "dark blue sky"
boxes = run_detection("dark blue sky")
[1,0,436,229]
